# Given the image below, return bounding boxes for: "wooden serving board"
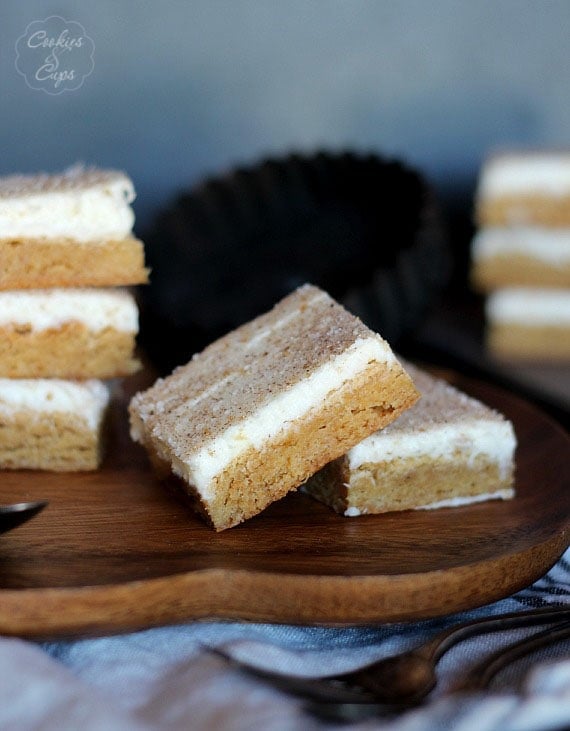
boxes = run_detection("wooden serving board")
[0,374,568,639]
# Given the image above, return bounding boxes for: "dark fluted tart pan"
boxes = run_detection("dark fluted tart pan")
[139,151,449,371]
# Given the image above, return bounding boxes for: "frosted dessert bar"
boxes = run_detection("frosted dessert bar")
[129,284,419,531]
[0,166,148,289]
[475,152,570,228]
[304,362,516,516]
[486,287,570,360]
[0,379,110,471]
[0,288,140,378]
[471,227,570,290]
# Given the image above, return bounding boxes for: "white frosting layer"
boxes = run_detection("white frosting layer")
[0,166,135,241]
[167,336,396,499]
[486,288,570,325]
[0,288,139,332]
[347,420,516,481]
[0,379,110,430]
[479,154,570,198]
[472,227,570,265]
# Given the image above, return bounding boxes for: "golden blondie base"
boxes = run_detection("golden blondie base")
[477,194,570,228]
[144,364,418,531]
[0,323,140,378]
[487,323,570,361]
[306,454,514,515]
[0,237,148,289]
[472,254,570,291]
[0,411,104,471]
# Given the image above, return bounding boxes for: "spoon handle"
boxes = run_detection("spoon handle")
[0,500,48,535]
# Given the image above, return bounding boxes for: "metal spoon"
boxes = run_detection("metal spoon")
[0,501,48,535]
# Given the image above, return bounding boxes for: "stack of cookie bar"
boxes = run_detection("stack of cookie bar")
[471,151,570,360]
[0,166,148,471]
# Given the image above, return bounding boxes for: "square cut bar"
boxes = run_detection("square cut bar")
[0,166,148,289]
[0,379,110,471]
[471,227,570,291]
[475,151,570,228]
[304,362,516,516]
[129,284,419,531]
[0,288,140,378]
[485,287,570,361]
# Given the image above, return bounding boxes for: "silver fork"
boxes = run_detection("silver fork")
[308,618,570,723]
[212,606,570,712]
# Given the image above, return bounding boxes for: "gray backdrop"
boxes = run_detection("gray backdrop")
[1,0,569,232]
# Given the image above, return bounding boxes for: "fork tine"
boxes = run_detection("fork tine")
[209,647,376,703]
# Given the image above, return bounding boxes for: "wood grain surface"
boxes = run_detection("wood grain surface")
[0,373,568,639]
